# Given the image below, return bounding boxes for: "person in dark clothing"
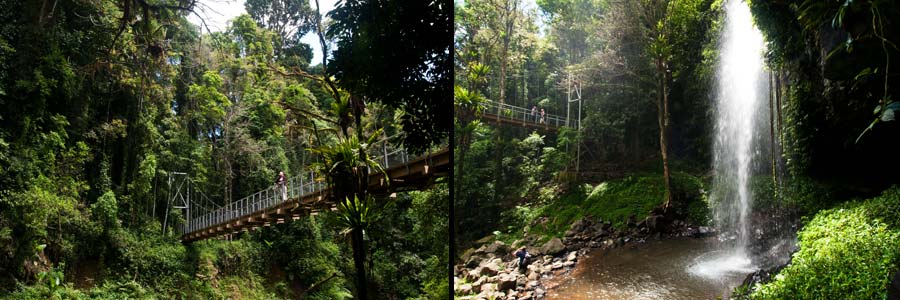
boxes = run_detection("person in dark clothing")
[513,246,529,268]
[275,171,287,200]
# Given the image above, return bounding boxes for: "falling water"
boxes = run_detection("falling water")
[689,0,769,279]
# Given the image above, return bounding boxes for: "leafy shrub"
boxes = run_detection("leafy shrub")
[108,225,187,287]
[90,191,118,229]
[749,186,900,300]
[86,280,155,300]
[191,239,263,277]
[4,264,86,300]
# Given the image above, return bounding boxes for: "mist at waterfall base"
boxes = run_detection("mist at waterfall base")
[687,0,794,284]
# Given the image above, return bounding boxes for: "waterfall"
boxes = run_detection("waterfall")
[689,0,770,280]
[712,0,769,256]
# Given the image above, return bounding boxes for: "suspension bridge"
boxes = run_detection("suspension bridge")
[480,100,569,130]
[168,137,449,242]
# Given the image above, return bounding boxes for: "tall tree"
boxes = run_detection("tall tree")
[640,0,674,210]
[245,0,316,68]
[325,0,452,298]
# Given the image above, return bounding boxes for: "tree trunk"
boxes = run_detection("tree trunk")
[656,58,673,211]
[350,227,368,300]
[456,133,471,211]
[352,95,370,299]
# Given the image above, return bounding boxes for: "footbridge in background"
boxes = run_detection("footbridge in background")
[479,100,569,130]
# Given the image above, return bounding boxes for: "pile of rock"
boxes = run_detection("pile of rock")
[455,215,713,299]
[454,241,579,300]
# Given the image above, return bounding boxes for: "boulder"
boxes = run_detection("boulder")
[626,215,637,227]
[572,218,588,231]
[646,214,663,231]
[519,291,534,300]
[480,257,502,271]
[565,218,589,237]
[465,255,483,269]
[480,241,511,256]
[481,282,497,293]
[479,262,500,277]
[460,248,477,263]
[475,235,495,245]
[594,227,608,238]
[466,269,483,282]
[476,289,502,300]
[540,237,566,255]
[527,270,539,281]
[497,273,517,291]
[457,283,473,295]
[566,251,577,262]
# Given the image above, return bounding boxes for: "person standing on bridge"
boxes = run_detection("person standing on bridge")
[531,106,537,122]
[275,171,287,201]
[540,108,546,124]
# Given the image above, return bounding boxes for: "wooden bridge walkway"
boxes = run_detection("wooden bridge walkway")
[479,100,568,130]
[177,139,449,242]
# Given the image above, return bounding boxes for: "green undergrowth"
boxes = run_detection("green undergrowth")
[2,230,286,300]
[745,186,900,300]
[497,172,708,244]
[3,274,279,300]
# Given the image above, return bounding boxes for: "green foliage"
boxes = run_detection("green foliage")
[108,225,187,287]
[497,172,707,242]
[365,184,450,300]
[91,191,118,229]
[749,186,900,300]
[0,0,446,298]
[747,0,900,186]
[253,217,346,300]
[4,283,85,300]
[192,239,263,277]
[329,0,452,155]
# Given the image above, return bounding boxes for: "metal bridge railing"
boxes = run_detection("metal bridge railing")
[481,100,568,128]
[178,135,437,237]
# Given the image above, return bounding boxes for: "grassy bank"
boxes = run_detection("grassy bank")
[744,186,900,300]
[495,172,709,244]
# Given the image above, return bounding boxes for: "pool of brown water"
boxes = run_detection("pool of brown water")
[545,237,754,300]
